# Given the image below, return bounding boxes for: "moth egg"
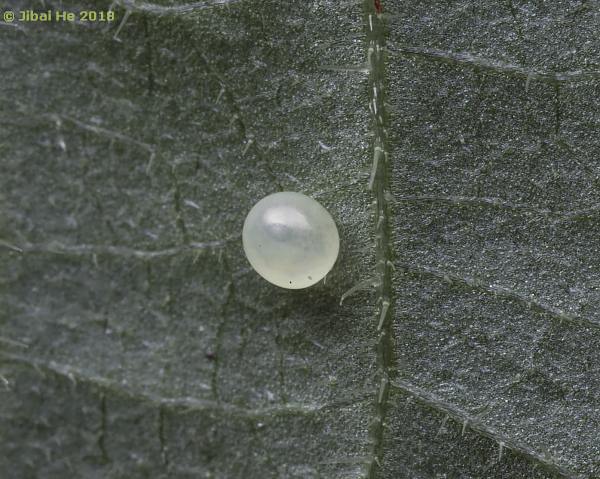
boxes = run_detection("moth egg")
[242,191,340,289]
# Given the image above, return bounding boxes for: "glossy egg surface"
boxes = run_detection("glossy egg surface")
[242,192,340,289]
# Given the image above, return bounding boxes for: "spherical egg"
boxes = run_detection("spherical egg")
[242,192,340,289]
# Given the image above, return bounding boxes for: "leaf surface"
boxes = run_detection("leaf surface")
[1,0,599,478]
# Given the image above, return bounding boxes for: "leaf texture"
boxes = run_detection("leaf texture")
[1,0,599,478]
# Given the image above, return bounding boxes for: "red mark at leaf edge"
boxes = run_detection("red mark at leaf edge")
[374,0,383,14]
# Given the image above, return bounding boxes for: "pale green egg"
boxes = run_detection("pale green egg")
[242,192,340,289]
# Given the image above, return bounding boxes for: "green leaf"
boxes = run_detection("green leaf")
[384,2,600,477]
[1,0,598,478]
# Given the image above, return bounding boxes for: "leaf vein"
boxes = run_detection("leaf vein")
[390,379,581,479]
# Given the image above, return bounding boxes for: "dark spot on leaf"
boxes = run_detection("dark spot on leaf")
[205,352,217,361]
